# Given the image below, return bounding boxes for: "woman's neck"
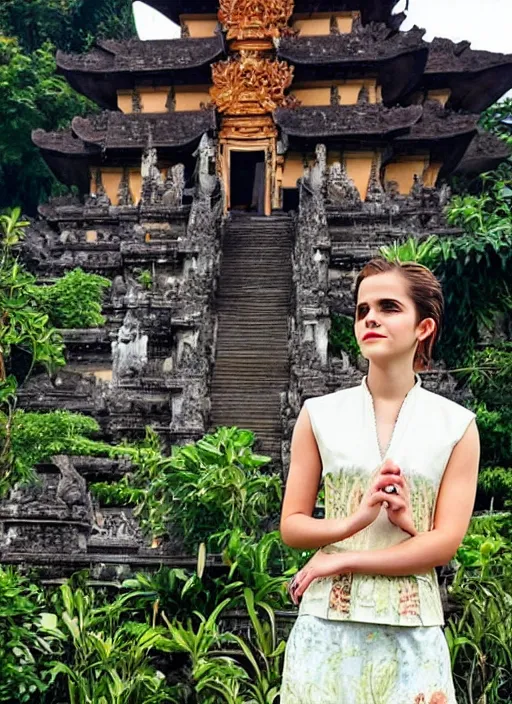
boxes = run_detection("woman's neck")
[366,364,417,401]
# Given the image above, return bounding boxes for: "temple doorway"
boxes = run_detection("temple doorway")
[229,150,266,213]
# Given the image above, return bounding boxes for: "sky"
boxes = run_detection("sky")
[133,0,512,53]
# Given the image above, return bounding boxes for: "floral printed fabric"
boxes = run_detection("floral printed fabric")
[280,615,457,704]
[299,468,445,627]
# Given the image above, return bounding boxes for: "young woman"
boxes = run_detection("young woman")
[279,257,480,704]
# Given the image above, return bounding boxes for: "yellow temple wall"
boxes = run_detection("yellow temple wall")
[343,152,376,200]
[117,87,210,113]
[282,153,305,188]
[282,150,379,200]
[175,86,211,111]
[384,155,430,194]
[117,90,133,113]
[180,15,218,37]
[90,168,154,205]
[139,88,170,113]
[292,79,379,106]
[427,89,452,107]
[292,12,355,35]
[423,161,442,188]
[98,169,123,205]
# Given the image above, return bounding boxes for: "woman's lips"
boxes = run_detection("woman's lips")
[362,333,387,341]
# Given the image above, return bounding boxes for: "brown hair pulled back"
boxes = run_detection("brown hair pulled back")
[354,257,444,372]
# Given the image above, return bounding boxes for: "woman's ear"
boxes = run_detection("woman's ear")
[417,317,436,342]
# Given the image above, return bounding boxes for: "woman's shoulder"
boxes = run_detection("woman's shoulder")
[417,386,477,441]
[303,383,361,415]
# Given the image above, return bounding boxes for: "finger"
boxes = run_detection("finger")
[295,571,315,599]
[380,459,401,472]
[385,496,407,512]
[368,490,395,506]
[379,466,401,477]
[373,475,405,492]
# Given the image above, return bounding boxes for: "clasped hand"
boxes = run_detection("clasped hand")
[287,459,417,605]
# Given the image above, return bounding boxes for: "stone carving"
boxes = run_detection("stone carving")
[357,84,370,104]
[53,454,93,519]
[330,85,340,106]
[180,17,190,38]
[162,163,185,208]
[187,134,219,241]
[141,144,166,205]
[218,0,294,41]
[91,507,145,548]
[329,15,341,35]
[111,309,148,382]
[363,157,386,214]
[91,169,111,207]
[117,168,134,206]
[326,162,361,208]
[211,51,294,115]
[0,457,93,555]
[166,86,176,112]
[131,88,142,113]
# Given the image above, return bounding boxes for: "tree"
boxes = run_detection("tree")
[0,0,136,213]
[0,0,136,54]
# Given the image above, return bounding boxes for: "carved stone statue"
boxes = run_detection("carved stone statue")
[326,162,361,208]
[162,163,185,208]
[111,310,148,382]
[53,454,93,519]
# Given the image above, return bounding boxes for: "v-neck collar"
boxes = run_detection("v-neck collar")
[361,373,422,463]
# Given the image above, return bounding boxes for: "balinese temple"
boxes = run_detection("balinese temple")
[4,1,511,571]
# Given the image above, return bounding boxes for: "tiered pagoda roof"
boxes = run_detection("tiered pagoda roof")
[456,130,512,175]
[33,4,512,189]
[140,0,403,26]
[57,36,225,109]
[275,104,424,139]
[277,25,428,105]
[33,110,216,187]
[424,38,512,112]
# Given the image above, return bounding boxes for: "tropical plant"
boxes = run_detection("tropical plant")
[44,584,176,704]
[0,210,112,495]
[90,426,281,548]
[160,599,250,703]
[36,268,111,329]
[480,98,512,145]
[226,589,286,704]
[328,313,360,363]
[0,566,62,703]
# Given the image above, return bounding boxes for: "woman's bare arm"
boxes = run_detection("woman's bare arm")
[290,419,481,599]
[280,405,368,550]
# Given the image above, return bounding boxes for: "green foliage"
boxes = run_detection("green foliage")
[328,313,359,362]
[0,0,136,54]
[0,566,61,702]
[473,402,512,468]
[7,409,112,478]
[379,166,512,366]
[0,38,95,213]
[137,269,153,290]
[0,209,66,381]
[480,98,512,145]
[448,518,512,703]
[94,426,282,548]
[478,468,512,510]
[44,584,176,704]
[36,268,111,329]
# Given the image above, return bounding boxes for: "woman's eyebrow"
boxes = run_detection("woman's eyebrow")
[357,298,403,308]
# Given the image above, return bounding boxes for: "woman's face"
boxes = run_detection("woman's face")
[354,271,430,366]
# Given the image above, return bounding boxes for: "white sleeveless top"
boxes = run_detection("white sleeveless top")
[299,373,476,627]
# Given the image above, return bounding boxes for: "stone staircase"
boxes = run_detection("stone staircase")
[210,214,294,463]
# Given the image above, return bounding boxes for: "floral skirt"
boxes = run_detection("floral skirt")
[280,615,457,704]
